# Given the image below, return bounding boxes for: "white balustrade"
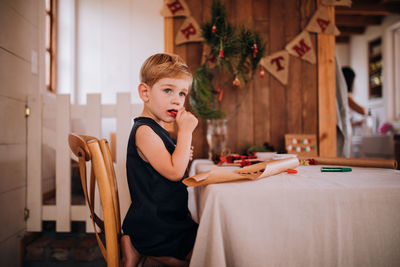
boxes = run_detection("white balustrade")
[27,93,142,232]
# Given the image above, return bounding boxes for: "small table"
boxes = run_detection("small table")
[187,160,400,267]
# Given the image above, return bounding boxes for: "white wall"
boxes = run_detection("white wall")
[383,20,400,122]
[336,43,350,67]
[57,0,163,140]
[348,15,400,128]
[0,0,43,265]
[58,0,164,105]
[0,2,164,262]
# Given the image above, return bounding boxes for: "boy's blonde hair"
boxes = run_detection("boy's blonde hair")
[140,53,192,87]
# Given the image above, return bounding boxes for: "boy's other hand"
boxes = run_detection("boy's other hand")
[176,108,198,133]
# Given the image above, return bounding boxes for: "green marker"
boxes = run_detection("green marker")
[321,167,352,172]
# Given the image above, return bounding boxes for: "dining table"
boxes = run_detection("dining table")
[187,159,400,267]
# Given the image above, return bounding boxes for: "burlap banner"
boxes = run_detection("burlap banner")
[175,16,204,45]
[260,50,290,85]
[321,0,352,7]
[285,31,316,64]
[160,0,191,17]
[160,0,345,84]
[306,5,340,35]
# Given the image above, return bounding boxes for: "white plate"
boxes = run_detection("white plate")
[272,154,297,160]
[255,152,277,160]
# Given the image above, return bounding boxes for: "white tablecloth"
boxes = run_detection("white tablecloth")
[187,160,400,267]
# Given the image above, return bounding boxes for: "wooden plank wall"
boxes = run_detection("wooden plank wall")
[170,0,333,158]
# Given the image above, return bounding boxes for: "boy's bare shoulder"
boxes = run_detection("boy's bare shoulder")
[136,124,155,137]
[135,125,162,144]
[135,124,171,166]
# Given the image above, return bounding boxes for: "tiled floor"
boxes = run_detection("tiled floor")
[24,222,106,267]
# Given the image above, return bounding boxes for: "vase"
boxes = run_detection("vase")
[206,119,228,162]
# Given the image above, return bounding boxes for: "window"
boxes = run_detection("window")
[45,0,57,92]
[368,38,382,99]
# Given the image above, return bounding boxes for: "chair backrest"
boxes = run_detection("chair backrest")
[68,133,121,267]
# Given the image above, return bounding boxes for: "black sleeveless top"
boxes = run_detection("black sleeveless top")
[122,117,198,260]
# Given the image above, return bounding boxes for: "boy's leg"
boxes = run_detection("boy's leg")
[141,257,166,267]
[185,249,193,261]
[121,235,142,267]
[146,249,193,267]
[144,256,188,267]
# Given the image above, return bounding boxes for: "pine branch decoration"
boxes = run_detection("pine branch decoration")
[190,0,266,119]
[189,65,225,119]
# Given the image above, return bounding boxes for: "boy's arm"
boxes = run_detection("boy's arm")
[136,126,191,181]
[136,109,197,181]
[136,125,195,182]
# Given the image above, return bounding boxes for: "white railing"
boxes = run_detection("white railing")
[27,93,142,232]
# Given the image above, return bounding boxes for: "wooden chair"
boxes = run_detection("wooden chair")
[68,133,121,267]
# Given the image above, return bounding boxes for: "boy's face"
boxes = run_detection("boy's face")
[140,77,191,124]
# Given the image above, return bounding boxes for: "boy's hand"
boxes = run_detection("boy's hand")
[176,108,198,133]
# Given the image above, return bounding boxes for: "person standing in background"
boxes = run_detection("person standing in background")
[336,64,369,158]
[342,66,368,118]
[337,65,369,158]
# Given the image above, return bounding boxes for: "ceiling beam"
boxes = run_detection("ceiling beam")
[336,36,350,43]
[336,4,391,15]
[337,26,366,35]
[335,15,383,26]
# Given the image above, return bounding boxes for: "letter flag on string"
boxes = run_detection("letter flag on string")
[321,0,352,7]
[306,5,340,35]
[260,50,290,85]
[160,0,191,17]
[285,31,316,64]
[175,16,204,45]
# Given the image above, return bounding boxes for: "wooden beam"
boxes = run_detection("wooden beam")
[338,26,366,35]
[336,4,391,16]
[335,15,383,26]
[381,0,400,13]
[318,5,337,157]
[335,35,350,43]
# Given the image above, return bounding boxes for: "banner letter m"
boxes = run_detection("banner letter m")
[292,39,311,58]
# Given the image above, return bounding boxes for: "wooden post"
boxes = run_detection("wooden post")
[56,94,71,231]
[163,17,177,134]
[317,5,337,157]
[27,94,42,231]
[164,17,174,54]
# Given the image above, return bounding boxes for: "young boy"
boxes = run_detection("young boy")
[121,53,198,267]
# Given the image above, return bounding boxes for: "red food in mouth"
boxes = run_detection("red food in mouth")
[168,109,178,117]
